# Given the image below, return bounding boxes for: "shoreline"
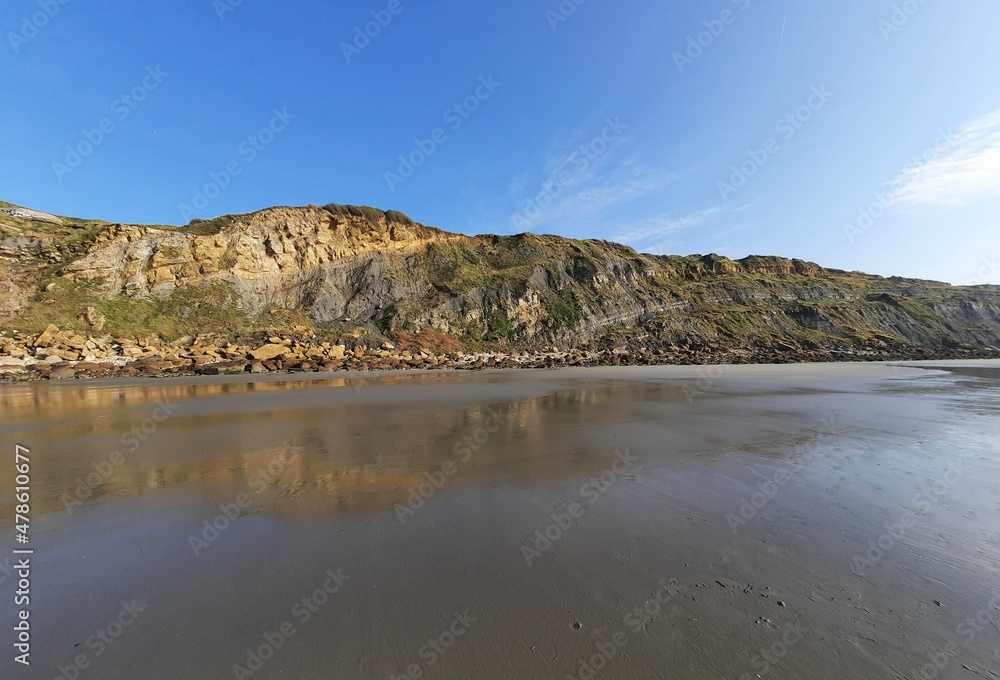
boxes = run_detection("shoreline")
[3,347,1000,382]
[2,359,996,396]
[2,341,999,383]
[3,322,999,383]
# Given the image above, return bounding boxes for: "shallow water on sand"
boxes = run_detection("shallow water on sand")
[1,362,998,679]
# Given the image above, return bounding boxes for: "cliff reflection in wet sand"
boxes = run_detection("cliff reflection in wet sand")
[0,372,690,518]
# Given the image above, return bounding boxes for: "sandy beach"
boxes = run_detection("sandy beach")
[1,361,998,679]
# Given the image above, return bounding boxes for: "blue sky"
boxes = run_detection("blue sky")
[2,0,999,284]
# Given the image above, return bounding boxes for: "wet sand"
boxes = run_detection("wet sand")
[1,362,999,679]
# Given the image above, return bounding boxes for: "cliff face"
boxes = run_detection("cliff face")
[2,202,999,353]
[59,205,460,320]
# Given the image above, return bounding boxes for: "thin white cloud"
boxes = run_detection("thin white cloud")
[612,207,721,244]
[892,108,1000,207]
[609,207,725,254]
[503,118,677,232]
[506,162,677,233]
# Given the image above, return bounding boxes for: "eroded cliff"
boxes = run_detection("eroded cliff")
[2,202,999,355]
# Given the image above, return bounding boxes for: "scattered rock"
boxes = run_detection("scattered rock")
[33,324,60,348]
[77,306,107,332]
[214,361,248,374]
[250,344,290,361]
[1,328,999,383]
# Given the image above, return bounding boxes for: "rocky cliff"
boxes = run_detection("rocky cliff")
[2,201,999,358]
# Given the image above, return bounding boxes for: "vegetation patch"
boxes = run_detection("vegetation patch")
[100,281,250,339]
[790,328,841,349]
[2,278,106,335]
[159,244,182,259]
[713,309,772,338]
[219,250,238,270]
[426,241,546,296]
[390,327,464,354]
[484,308,515,342]
[182,215,235,236]
[324,204,417,227]
[548,290,584,328]
[601,325,642,341]
[0,279,251,341]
